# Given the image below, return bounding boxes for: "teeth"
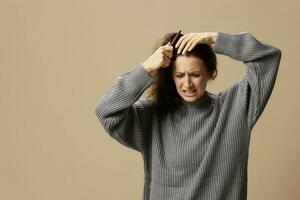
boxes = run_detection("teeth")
[183,89,196,96]
[184,89,195,92]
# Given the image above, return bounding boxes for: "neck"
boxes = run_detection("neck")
[180,90,213,110]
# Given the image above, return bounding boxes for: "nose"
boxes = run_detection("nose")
[183,75,193,87]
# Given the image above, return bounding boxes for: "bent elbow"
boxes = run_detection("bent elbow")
[275,48,282,66]
[275,47,282,56]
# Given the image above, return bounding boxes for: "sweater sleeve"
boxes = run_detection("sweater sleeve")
[212,32,282,129]
[94,64,155,153]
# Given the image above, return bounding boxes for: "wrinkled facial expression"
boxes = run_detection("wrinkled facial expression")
[172,55,211,102]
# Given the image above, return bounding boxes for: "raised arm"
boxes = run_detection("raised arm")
[94,64,155,153]
[212,32,282,129]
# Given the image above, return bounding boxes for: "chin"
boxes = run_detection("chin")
[184,97,198,102]
[180,93,200,102]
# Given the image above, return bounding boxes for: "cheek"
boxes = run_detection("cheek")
[195,78,207,88]
[173,78,182,86]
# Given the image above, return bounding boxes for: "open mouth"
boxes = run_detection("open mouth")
[182,89,197,97]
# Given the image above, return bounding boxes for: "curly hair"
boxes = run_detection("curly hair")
[142,31,218,119]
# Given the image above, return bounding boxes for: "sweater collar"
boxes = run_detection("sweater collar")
[180,90,213,110]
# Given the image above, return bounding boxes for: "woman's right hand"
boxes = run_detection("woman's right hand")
[141,42,174,76]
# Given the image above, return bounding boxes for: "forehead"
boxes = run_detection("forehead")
[173,55,206,73]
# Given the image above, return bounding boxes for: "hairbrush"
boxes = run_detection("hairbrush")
[170,30,182,56]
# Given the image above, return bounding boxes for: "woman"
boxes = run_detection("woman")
[95,31,282,200]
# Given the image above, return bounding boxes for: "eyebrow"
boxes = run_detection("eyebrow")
[175,70,202,74]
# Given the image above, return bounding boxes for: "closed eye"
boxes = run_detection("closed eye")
[176,74,201,77]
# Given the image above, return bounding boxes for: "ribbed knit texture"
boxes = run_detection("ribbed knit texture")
[95,32,282,200]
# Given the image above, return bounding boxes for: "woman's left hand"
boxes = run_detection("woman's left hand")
[175,32,218,55]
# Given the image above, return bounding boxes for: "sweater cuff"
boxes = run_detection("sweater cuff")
[213,32,245,55]
[123,63,155,91]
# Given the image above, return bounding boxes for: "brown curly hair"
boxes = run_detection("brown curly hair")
[142,31,218,119]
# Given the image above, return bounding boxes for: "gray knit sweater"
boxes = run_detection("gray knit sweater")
[95,32,282,200]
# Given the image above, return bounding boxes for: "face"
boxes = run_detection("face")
[172,55,212,102]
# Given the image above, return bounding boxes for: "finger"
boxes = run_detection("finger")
[161,41,171,50]
[175,33,188,48]
[177,37,191,54]
[176,39,185,54]
[185,37,198,52]
[163,50,173,59]
[182,37,197,54]
[182,40,194,55]
[162,44,173,52]
[162,56,171,67]
[165,41,171,46]
[187,40,197,52]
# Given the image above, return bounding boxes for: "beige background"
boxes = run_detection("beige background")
[0,0,299,199]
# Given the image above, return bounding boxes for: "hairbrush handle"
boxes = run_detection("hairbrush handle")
[170,30,182,47]
[170,30,182,57]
